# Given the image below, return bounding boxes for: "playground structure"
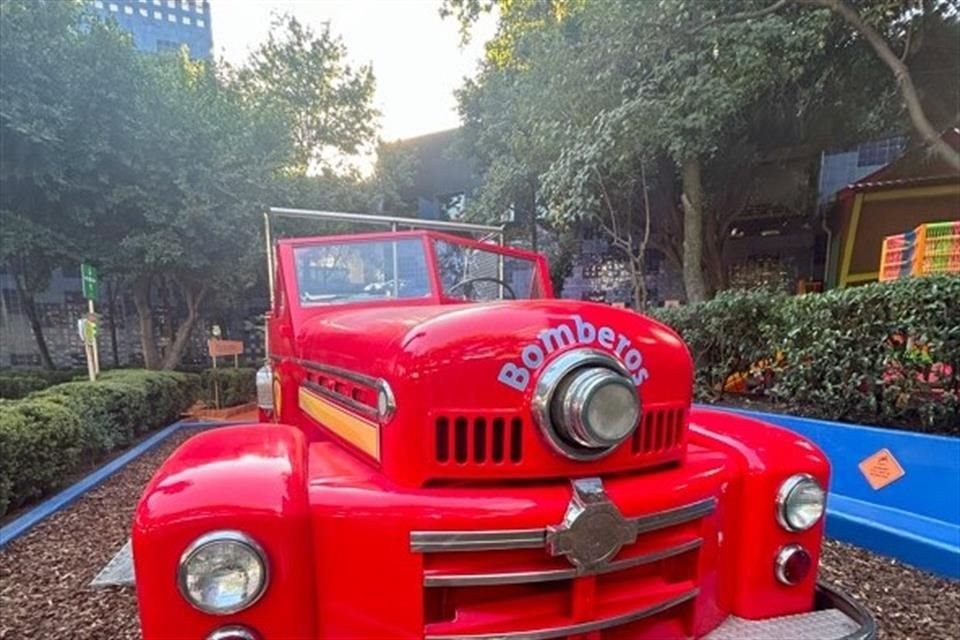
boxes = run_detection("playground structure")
[879,220,960,281]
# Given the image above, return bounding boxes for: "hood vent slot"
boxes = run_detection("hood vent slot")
[632,407,686,455]
[435,415,523,464]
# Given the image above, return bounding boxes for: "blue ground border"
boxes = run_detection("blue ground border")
[699,404,960,579]
[0,419,235,548]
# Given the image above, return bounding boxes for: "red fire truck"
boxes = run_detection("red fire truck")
[132,208,875,640]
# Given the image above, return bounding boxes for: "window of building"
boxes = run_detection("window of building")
[124,5,133,14]
[153,0,160,5]
[108,2,118,11]
[167,13,176,22]
[181,0,189,9]
[195,0,204,13]
[139,8,147,15]
[197,18,205,27]
[167,0,175,7]
[857,137,906,167]
[182,15,191,24]
[94,0,104,7]
[153,10,162,18]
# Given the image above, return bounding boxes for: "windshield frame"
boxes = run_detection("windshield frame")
[278,230,552,311]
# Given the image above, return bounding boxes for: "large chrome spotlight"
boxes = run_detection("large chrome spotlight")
[533,349,641,460]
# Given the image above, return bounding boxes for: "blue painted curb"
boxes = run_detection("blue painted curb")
[0,419,238,548]
[698,404,960,579]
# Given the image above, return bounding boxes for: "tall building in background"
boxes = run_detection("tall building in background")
[90,0,212,59]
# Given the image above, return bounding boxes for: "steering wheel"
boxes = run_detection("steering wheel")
[447,277,517,300]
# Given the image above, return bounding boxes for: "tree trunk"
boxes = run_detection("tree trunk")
[106,278,120,368]
[132,275,161,370]
[702,214,728,296]
[13,271,54,370]
[680,157,708,304]
[160,282,209,370]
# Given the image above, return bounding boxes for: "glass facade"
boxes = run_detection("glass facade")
[89,0,212,59]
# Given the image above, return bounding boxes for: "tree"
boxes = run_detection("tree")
[700,0,960,171]
[232,15,378,173]
[446,0,952,304]
[0,1,137,368]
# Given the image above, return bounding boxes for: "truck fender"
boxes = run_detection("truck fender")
[133,424,315,639]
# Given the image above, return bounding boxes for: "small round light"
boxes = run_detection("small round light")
[179,531,268,615]
[776,474,826,531]
[377,380,396,422]
[207,626,260,640]
[775,544,812,585]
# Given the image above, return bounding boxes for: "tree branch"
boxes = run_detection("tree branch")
[692,0,789,34]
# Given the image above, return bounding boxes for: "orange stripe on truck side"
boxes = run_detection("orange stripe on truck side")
[298,386,380,460]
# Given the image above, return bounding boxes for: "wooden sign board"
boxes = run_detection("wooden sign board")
[207,339,244,358]
[858,448,906,490]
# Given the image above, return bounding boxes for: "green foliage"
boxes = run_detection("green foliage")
[652,277,960,434]
[201,368,257,408]
[1,2,381,370]
[0,369,83,399]
[0,370,198,516]
[231,14,378,172]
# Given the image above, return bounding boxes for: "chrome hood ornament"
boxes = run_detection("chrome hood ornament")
[546,478,637,571]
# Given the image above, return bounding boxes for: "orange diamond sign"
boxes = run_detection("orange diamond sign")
[858,448,906,490]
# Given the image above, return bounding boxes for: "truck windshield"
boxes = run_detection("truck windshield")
[433,238,541,301]
[294,238,431,305]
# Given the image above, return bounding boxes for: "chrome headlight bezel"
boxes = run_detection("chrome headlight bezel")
[178,530,269,615]
[776,473,826,532]
[532,349,641,460]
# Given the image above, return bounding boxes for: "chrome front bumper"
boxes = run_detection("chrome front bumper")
[704,583,876,640]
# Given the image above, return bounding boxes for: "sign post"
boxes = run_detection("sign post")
[207,336,243,410]
[80,264,100,380]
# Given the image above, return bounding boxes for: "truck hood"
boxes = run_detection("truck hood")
[296,300,691,409]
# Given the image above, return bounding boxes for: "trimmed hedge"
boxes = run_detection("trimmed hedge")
[0,369,83,400]
[201,367,256,408]
[0,370,198,517]
[652,276,960,434]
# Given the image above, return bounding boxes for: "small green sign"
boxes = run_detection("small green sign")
[81,263,98,300]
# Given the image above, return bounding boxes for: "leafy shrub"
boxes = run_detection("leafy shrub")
[0,369,83,399]
[652,276,960,434]
[200,368,256,408]
[0,370,199,517]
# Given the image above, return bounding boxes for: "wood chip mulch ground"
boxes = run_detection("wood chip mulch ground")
[1,430,958,639]
[0,430,194,640]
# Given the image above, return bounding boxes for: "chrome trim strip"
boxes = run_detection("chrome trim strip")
[302,380,379,421]
[298,358,381,389]
[412,529,546,553]
[632,497,716,534]
[424,588,699,640]
[411,497,715,553]
[424,538,702,587]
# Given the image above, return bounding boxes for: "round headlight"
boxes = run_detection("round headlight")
[533,349,641,460]
[776,474,826,531]
[178,530,268,615]
[555,367,640,448]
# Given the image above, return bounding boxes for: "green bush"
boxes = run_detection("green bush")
[0,369,83,399]
[200,367,256,408]
[0,369,199,517]
[652,276,960,434]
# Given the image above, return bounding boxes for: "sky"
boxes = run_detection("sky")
[208,0,497,144]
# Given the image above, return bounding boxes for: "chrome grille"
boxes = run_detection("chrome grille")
[412,497,714,639]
